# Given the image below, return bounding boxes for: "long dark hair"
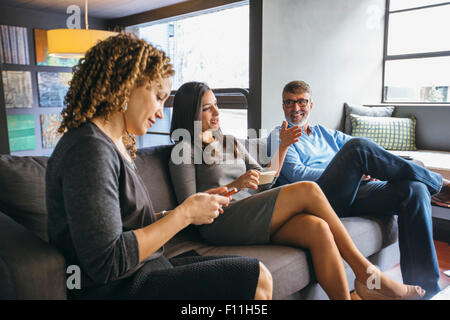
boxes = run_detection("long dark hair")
[170,81,209,140]
[170,81,240,159]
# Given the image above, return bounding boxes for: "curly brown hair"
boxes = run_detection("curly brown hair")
[59,32,174,159]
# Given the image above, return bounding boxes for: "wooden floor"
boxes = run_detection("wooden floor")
[351,241,450,300]
[435,240,450,290]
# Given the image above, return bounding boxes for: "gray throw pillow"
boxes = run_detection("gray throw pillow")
[0,156,48,241]
[344,103,395,134]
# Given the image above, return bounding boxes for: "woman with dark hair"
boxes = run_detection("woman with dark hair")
[169,81,426,300]
[45,33,272,300]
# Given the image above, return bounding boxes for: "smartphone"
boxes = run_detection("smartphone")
[221,187,238,197]
[218,188,238,215]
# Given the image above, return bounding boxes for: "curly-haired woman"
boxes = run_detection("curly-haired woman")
[45,33,272,300]
[169,81,426,300]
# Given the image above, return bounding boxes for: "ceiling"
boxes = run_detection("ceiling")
[0,0,190,19]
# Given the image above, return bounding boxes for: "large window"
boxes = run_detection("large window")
[383,1,450,104]
[126,2,250,146]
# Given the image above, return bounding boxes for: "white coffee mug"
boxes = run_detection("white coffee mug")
[258,170,276,185]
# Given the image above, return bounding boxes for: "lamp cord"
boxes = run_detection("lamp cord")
[85,0,89,30]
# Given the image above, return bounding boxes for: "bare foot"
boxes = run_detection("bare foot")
[378,273,425,299]
[357,266,425,300]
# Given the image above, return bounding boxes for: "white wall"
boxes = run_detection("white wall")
[261,0,385,133]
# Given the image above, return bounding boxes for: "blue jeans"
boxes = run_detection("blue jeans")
[316,138,442,297]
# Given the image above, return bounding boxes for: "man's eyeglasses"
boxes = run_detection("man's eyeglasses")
[283,98,310,108]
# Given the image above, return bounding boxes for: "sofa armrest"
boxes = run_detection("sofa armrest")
[0,211,67,299]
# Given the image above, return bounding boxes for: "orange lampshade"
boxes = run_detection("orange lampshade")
[47,29,117,58]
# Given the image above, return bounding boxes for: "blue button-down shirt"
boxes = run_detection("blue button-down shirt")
[267,124,352,185]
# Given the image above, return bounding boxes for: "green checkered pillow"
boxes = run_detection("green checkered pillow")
[350,114,417,151]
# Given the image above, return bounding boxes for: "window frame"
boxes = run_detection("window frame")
[141,88,250,147]
[382,0,450,105]
[110,0,262,140]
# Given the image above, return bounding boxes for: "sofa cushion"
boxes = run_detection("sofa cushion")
[0,211,66,299]
[135,144,178,213]
[0,155,48,241]
[341,216,397,255]
[0,255,16,299]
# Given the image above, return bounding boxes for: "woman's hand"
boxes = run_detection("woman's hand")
[205,186,231,213]
[134,192,229,262]
[177,193,230,225]
[228,169,261,191]
[279,121,302,149]
[204,186,228,195]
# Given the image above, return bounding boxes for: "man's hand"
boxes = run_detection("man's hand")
[279,121,302,149]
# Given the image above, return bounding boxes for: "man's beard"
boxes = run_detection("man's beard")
[290,111,310,127]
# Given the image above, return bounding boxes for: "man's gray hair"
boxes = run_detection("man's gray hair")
[282,80,312,97]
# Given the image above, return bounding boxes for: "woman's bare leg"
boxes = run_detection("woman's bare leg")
[270,182,371,279]
[254,262,273,300]
[271,213,351,300]
[271,181,420,298]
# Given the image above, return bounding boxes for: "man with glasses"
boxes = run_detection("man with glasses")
[267,80,450,299]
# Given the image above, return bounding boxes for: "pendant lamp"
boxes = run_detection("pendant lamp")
[47,0,117,58]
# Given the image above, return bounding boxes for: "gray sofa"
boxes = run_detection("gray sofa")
[0,141,400,300]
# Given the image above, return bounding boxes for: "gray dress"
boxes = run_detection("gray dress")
[169,139,282,245]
